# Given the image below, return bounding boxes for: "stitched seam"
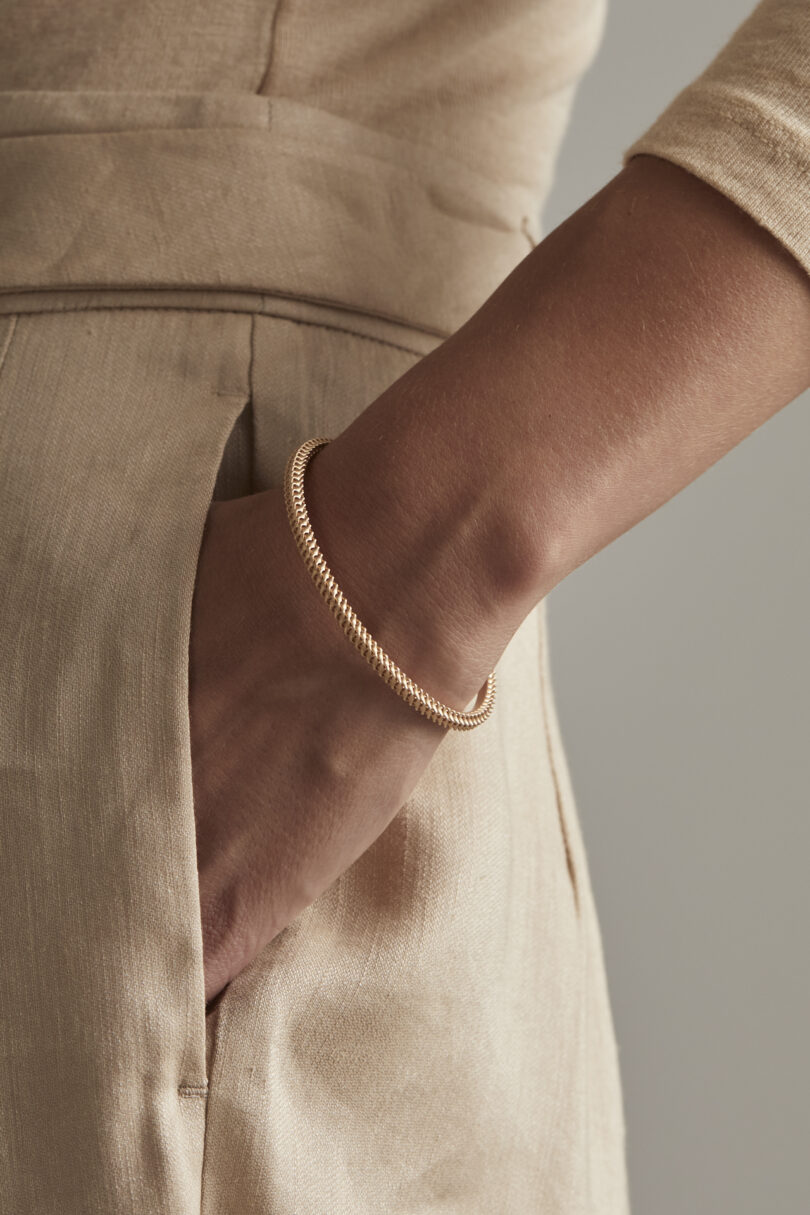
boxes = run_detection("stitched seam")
[0,313,17,376]
[520,215,538,250]
[537,613,580,914]
[248,310,258,492]
[541,688,580,914]
[639,100,810,182]
[706,104,810,176]
[260,312,427,356]
[177,1084,209,1098]
[256,0,286,96]
[534,616,589,1194]
[0,302,433,356]
[248,307,258,391]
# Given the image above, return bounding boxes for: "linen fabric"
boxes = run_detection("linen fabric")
[0,1,807,1211]
[0,300,619,1214]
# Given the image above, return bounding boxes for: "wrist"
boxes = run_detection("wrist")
[300,422,536,712]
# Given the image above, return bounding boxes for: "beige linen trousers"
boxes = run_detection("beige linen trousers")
[3,0,809,1211]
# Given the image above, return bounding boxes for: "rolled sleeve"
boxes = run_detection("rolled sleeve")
[623,0,810,276]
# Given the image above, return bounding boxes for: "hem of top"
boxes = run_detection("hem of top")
[0,288,446,356]
[0,94,540,338]
[623,93,810,181]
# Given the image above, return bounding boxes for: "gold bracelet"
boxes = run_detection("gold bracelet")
[282,437,496,731]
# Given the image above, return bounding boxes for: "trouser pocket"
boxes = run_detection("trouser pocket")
[0,305,252,1214]
[196,397,255,1085]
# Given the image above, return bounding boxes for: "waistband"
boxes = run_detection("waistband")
[0,90,541,337]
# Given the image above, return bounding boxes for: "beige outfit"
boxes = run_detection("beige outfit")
[0,1,807,1211]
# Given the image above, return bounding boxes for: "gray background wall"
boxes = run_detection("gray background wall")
[541,2,810,1211]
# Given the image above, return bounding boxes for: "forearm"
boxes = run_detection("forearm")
[304,154,810,709]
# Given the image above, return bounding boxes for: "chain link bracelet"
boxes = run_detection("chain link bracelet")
[282,437,497,731]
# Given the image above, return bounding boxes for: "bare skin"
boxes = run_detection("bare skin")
[191,154,810,1003]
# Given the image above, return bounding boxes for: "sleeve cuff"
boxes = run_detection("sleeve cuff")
[623,97,810,279]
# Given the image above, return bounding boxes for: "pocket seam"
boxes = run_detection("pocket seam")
[537,608,581,915]
[0,314,18,379]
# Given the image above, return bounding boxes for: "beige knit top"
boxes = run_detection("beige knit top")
[0,0,808,332]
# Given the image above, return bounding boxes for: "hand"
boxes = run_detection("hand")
[188,479,449,1004]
